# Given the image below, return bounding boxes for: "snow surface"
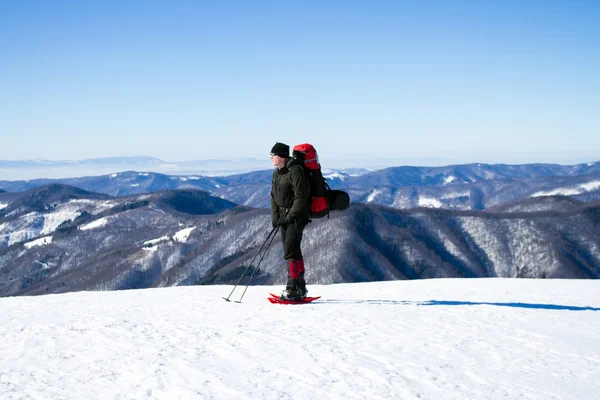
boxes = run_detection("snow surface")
[443,175,457,185]
[367,189,382,203]
[324,172,346,181]
[23,235,52,249]
[418,196,443,208]
[0,203,8,210]
[39,197,117,235]
[68,199,118,215]
[79,217,109,231]
[144,236,170,246]
[1,279,598,400]
[441,191,470,200]
[531,180,600,197]
[0,200,120,247]
[40,208,82,235]
[173,227,195,243]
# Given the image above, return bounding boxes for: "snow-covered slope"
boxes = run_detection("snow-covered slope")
[1,279,598,399]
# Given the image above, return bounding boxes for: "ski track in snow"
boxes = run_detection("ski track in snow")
[0,279,599,400]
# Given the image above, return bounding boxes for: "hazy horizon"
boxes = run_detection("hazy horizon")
[1,154,599,182]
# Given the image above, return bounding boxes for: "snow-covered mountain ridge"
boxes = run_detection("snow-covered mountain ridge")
[2,161,600,210]
[1,185,599,297]
[1,279,598,399]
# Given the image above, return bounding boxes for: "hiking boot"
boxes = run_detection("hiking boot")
[297,278,308,297]
[279,278,308,300]
[281,278,302,300]
[280,287,302,301]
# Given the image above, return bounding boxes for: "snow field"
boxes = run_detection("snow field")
[0,279,599,400]
[23,236,53,249]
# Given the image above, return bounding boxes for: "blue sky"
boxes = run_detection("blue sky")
[1,1,599,166]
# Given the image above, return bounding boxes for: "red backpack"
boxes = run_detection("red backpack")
[292,143,350,218]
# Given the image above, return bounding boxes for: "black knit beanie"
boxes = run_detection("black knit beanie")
[270,142,290,158]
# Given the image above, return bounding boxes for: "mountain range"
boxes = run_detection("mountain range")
[2,160,600,297]
[1,178,599,297]
[2,161,600,210]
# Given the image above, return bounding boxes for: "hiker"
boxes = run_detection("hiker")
[270,142,310,300]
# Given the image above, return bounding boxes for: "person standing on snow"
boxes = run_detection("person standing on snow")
[270,142,310,300]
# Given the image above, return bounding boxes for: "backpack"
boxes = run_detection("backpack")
[291,143,350,218]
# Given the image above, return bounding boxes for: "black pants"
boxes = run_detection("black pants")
[280,221,306,260]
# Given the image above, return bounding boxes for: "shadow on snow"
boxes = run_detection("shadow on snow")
[317,299,600,311]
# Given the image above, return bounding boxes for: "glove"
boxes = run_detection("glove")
[277,215,291,227]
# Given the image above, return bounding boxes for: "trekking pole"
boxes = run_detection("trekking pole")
[235,225,280,303]
[223,226,279,302]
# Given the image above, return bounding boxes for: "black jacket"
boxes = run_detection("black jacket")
[270,158,309,224]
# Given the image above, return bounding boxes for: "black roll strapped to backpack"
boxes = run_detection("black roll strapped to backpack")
[327,188,351,212]
[291,143,350,218]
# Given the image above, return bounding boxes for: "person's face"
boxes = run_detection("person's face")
[270,154,286,168]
